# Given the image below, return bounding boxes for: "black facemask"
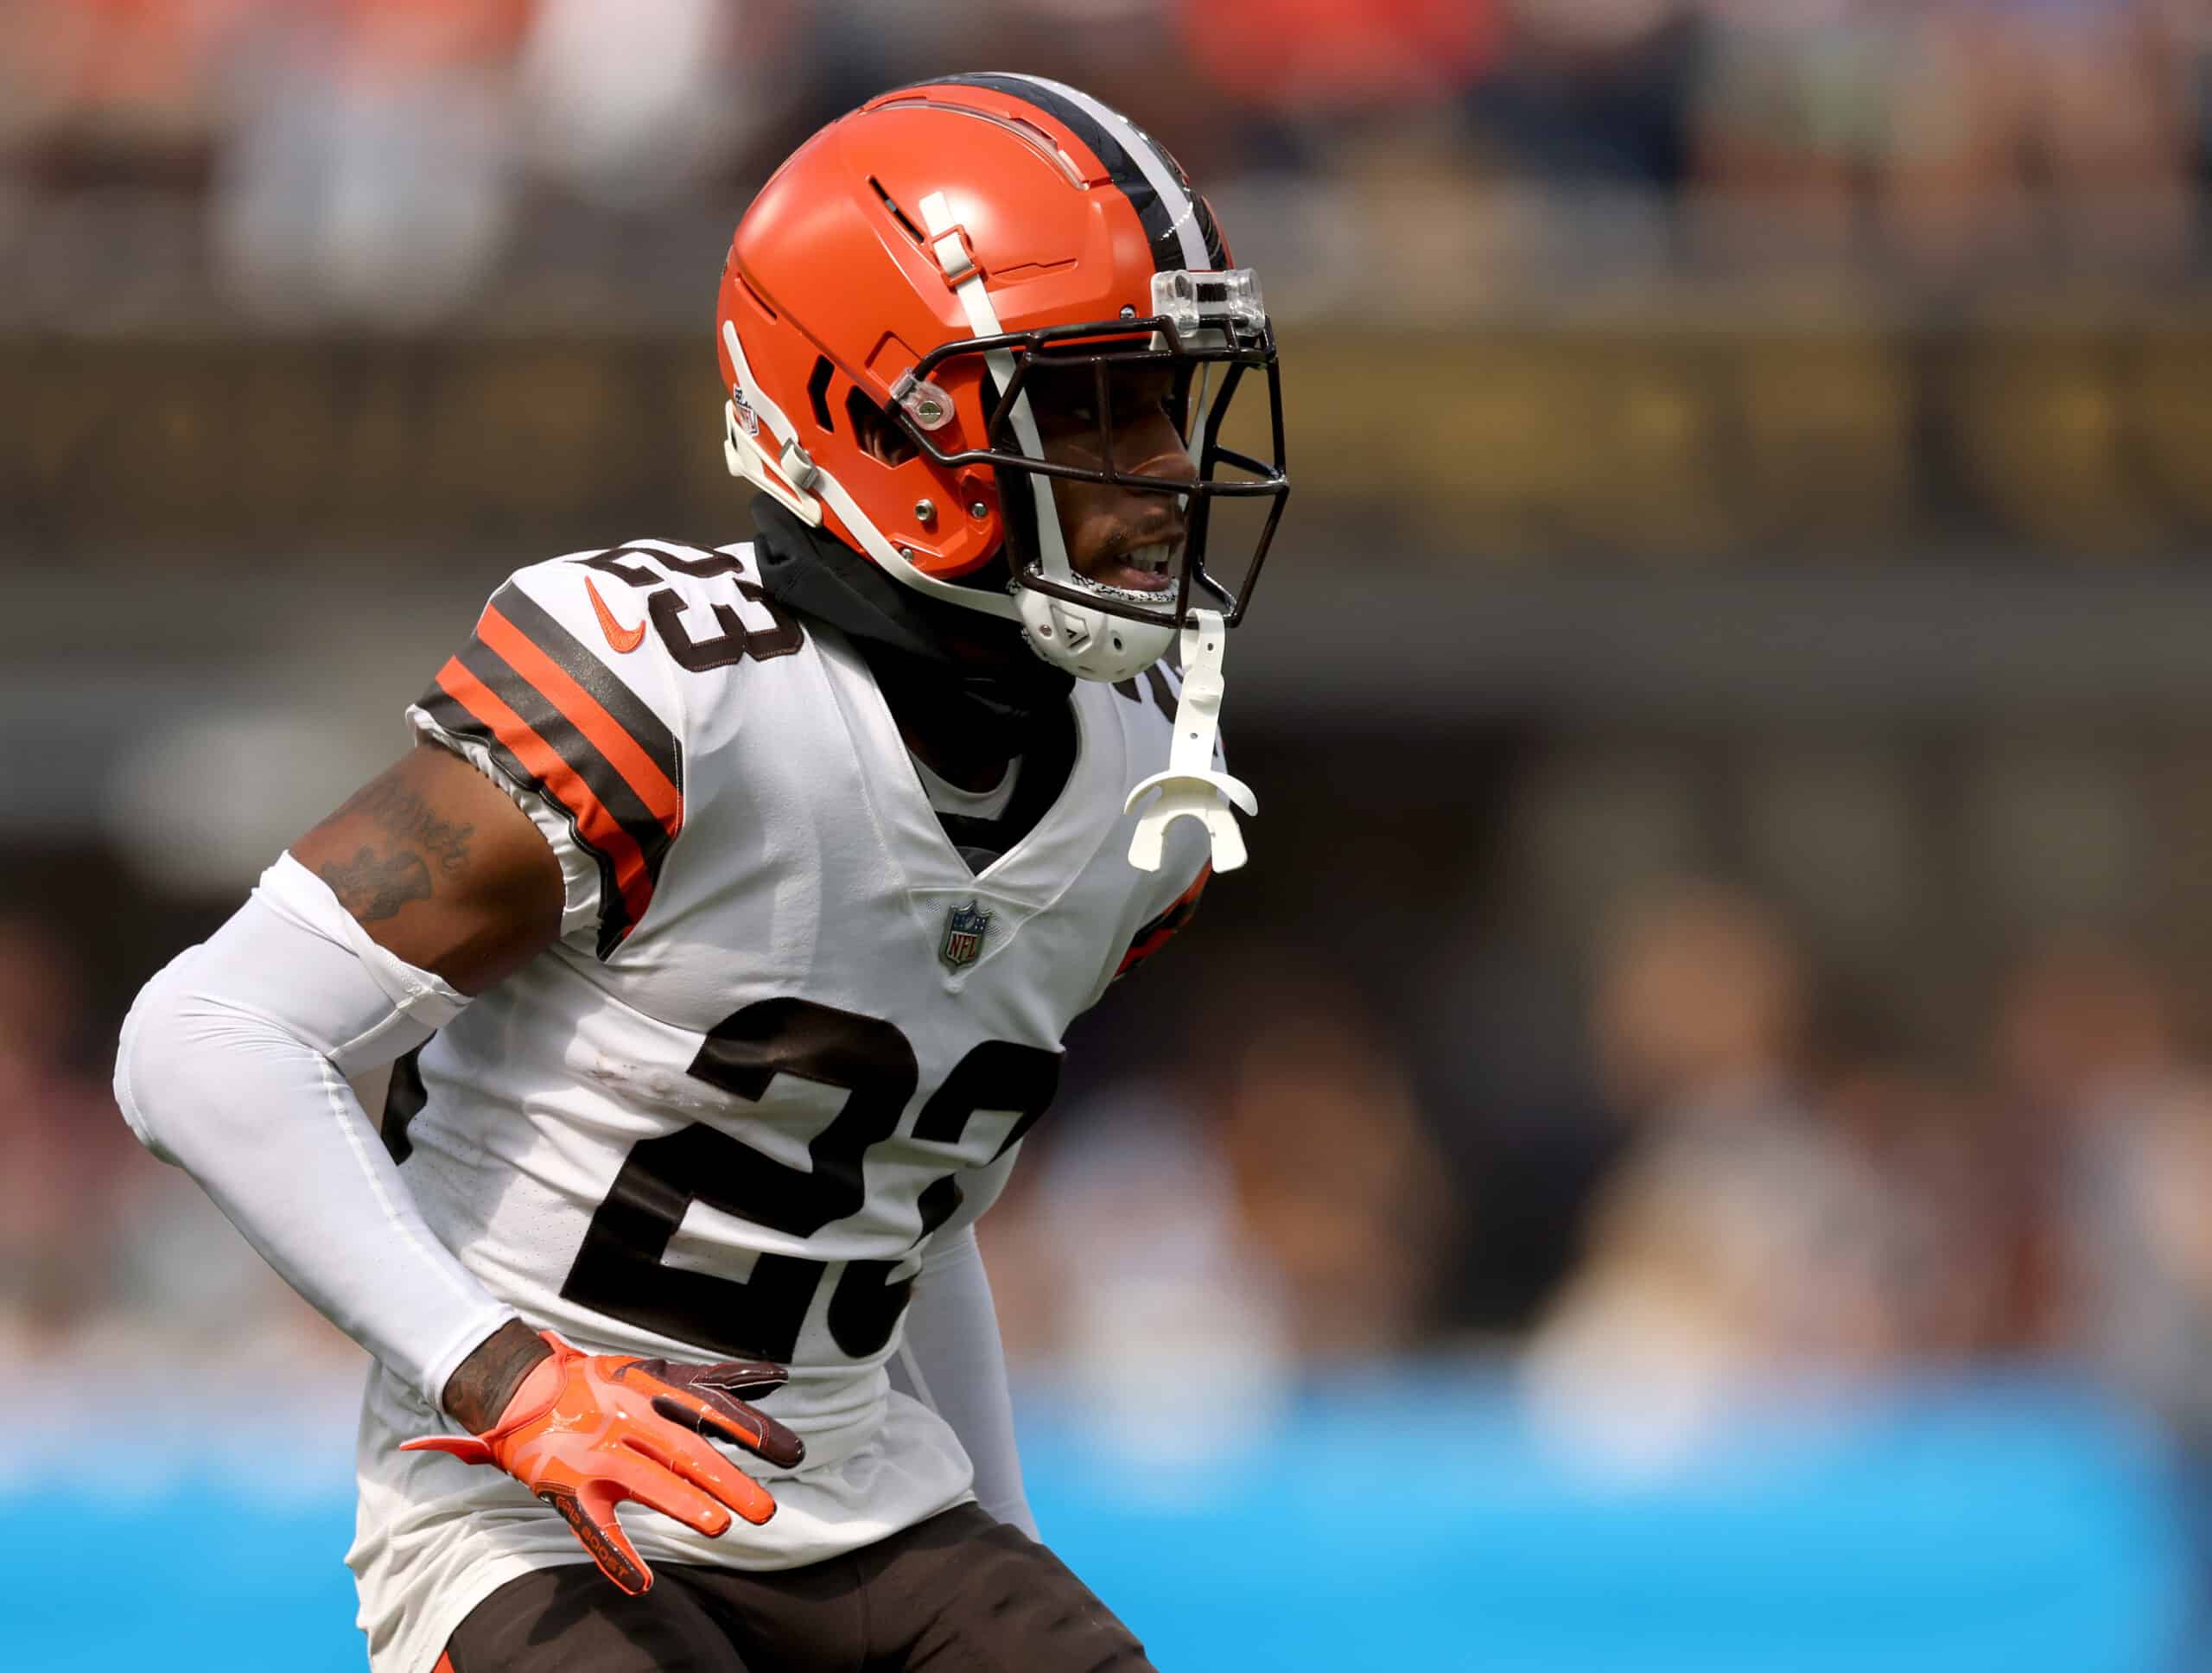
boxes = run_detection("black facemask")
[745,495,1074,760]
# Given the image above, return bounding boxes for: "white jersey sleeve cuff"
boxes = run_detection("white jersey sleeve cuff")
[406,706,607,945]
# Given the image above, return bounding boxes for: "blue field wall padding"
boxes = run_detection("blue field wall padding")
[0,1372,2193,1673]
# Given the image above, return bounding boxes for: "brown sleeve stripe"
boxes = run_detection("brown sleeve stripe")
[418,583,684,957]
[425,658,658,956]
[487,582,682,804]
[1116,863,1211,977]
[469,603,681,836]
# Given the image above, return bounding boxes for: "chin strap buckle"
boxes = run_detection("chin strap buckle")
[1123,609,1256,874]
[778,438,821,494]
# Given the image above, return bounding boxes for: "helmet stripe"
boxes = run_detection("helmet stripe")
[1011,76,1220,271]
[921,73,1219,274]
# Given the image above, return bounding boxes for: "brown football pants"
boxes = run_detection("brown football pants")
[436,1504,1157,1672]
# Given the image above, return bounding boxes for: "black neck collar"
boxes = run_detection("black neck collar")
[746,495,1074,761]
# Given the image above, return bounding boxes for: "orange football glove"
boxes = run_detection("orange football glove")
[403,1330,804,1594]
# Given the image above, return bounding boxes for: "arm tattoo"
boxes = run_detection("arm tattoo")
[315,767,477,920]
[319,846,433,922]
[334,776,476,876]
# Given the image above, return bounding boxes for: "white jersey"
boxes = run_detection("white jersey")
[345,538,1212,1672]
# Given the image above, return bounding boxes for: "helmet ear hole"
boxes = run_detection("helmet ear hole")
[846,387,918,468]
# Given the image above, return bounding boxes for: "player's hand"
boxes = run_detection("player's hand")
[402,1329,804,1594]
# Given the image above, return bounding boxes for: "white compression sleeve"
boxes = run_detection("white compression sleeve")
[114,854,518,1415]
[888,1213,1038,1538]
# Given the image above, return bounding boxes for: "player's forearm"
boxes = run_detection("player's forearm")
[890,1224,1037,1536]
[114,855,518,1416]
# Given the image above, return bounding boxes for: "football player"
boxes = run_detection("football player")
[113,74,1287,1673]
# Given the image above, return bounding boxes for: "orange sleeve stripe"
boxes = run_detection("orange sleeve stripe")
[1116,927,1176,974]
[1116,863,1211,975]
[432,655,658,930]
[474,604,682,840]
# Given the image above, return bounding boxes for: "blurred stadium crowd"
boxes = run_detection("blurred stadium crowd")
[7,3,2212,1657]
[6,0,2212,331]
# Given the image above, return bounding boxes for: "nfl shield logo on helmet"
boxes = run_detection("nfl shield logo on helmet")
[939,900,991,970]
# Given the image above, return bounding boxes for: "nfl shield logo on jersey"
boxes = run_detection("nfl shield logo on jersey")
[939,900,991,970]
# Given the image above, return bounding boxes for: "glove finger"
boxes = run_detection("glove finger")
[632,1427,779,1527]
[633,1355,789,1403]
[690,1366,806,1463]
[615,1447,747,1536]
[652,1390,806,1470]
[540,1482,655,1596]
[691,1358,791,1399]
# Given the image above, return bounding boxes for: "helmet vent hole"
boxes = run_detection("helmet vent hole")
[1112,635,1124,651]
[807,357,837,434]
[868,176,927,246]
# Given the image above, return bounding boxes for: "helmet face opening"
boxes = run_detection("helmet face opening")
[892,305,1289,633]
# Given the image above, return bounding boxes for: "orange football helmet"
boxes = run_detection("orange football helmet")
[715,73,1287,684]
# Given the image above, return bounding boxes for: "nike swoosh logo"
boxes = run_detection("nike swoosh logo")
[585,576,646,654]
